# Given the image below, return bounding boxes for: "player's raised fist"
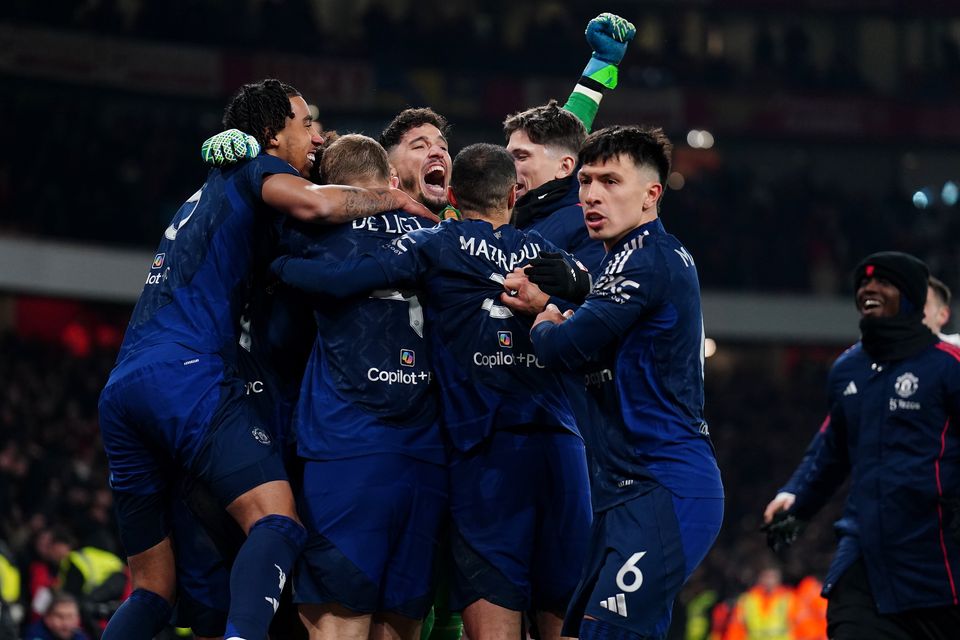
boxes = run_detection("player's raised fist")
[586,13,637,66]
[201,129,260,167]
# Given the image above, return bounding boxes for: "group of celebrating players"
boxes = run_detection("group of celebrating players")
[95,12,723,640]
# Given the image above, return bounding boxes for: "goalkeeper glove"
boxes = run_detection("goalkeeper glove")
[761,512,805,554]
[524,252,592,304]
[583,13,637,90]
[200,129,260,167]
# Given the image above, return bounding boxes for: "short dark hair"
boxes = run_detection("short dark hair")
[49,526,77,548]
[222,78,301,149]
[929,275,952,307]
[450,144,517,213]
[44,592,78,616]
[320,134,391,186]
[579,125,673,184]
[502,100,586,155]
[379,108,449,151]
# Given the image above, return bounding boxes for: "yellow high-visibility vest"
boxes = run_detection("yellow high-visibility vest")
[61,547,124,593]
[739,588,792,640]
[0,553,19,604]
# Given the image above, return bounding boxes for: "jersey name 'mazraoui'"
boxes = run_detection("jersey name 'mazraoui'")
[457,235,544,273]
[388,229,546,274]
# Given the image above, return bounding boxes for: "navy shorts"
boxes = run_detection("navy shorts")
[563,486,723,639]
[448,428,592,613]
[293,454,448,618]
[98,348,287,555]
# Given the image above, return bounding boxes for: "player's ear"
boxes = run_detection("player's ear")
[507,184,517,210]
[264,128,281,151]
[556,153,577,180]
[447,187,458,208]
[390,174,400,189]
[644,181,663,212]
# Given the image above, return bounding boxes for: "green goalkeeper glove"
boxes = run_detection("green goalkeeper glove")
[583,13,637,90]
[564,13,637,131]
[200,129,260,167]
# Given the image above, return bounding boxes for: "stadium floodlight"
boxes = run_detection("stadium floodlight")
[686,129,715,149]
[942,181,958,207]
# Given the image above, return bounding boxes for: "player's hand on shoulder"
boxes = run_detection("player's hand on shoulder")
[201,129,260,167]
[586,13,637,65]
[501,269,550,315]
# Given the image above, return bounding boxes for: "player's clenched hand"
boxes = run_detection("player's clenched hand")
[763,492,796,524]
[586,13,637,66]
[392,189,439,223]
[500,269,550,315]
[533,304,569,329]
[525,252,592,303]
[201,129,260,167]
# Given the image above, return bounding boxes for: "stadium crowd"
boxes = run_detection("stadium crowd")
[6,0,960,96]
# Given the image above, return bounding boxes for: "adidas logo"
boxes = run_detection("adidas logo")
[843,381,858,396]
[599,593,628,617]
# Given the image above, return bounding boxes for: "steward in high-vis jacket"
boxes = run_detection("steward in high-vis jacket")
[764,251,960,640]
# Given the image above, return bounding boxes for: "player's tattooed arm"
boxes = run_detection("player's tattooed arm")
[262,174,438,224]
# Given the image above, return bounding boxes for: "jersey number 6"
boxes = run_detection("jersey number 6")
[615,551,646,593]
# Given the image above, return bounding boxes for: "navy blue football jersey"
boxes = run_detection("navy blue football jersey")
[275,218,585,452]
[118,155,299,365]
[281,212,443,463]
[236,279,315,452]
[530,219,723,509]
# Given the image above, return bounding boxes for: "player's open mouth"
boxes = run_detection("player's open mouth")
[422,164,446,197]
[859,297,884,315]
[307,152,316,164]
[584,211,605,230]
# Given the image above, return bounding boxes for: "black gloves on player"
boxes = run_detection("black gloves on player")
[524,252,592,304]
[761,512,805,553]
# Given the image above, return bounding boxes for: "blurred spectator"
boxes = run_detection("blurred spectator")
[792,575,828,640]
[923,276,960,346]
[46,527,128,636]
[723,564,794,640]
[23,592,89,640]
[0,539,20,640]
